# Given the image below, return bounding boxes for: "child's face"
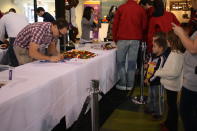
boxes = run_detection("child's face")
[152,42,163,56]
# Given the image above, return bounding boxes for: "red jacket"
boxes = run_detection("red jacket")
[112,0,147,42]
[147,11,180,52]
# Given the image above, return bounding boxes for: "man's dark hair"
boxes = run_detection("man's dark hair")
[152,0,164,17]
[139,0,154,6]
[52,18,68,29]
[36,7,45,13]
[9,8,16,13]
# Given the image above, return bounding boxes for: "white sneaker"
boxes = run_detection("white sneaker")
[116,85,133,90]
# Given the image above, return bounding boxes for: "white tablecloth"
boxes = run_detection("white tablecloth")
[0,45,117,131]
[0,49,7,64]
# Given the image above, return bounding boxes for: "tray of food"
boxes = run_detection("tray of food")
[91,43,116,50]
[63,49,96,59]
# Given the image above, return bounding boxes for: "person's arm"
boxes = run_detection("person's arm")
[29,42,62,62]
[47,41,58,56]
[149,56,165,82]
[0,17,5,42]
[172,23,197,54]
[112,8,121,42]
[155,53,184,79]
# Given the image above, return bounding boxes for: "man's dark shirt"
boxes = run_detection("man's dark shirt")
[42,12,55,22]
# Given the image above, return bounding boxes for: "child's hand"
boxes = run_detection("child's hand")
[144,79,150,86]
[144,64,148,69]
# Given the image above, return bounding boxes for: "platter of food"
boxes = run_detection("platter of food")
[91,43,116,50]
[63,49,96,59]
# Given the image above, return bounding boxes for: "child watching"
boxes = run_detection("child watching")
[144,32,167,120]
[155,30,185,131]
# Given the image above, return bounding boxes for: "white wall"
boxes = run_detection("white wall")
[0,0,25,14]
[75,0,84,38]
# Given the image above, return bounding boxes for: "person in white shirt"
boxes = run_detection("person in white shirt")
[0,8,29,66]
[155,30,185,131]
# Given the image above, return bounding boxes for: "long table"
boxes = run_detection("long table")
[0,44,117,131]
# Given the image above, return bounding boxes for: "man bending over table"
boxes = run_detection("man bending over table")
[13,18,68,65]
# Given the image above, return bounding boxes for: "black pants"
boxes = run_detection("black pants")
[165,89,178,131]
[180,87,197,131]
[8,38,19,67]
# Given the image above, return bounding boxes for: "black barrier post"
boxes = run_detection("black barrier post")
[90,80,100,131]
[132,42,147,104]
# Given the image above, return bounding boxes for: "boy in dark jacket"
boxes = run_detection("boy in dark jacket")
[144,32,167,119]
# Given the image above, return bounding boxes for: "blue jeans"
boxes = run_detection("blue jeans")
[147,85,160,115]
[116,40,140,87]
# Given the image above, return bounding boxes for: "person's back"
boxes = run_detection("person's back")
[42,12,55,22]
[150,11,179,33]
[14,22,54,49]
[113,0,147,91]
[113,0,147,41]
[146,0,180,53]
[1,12,28,38]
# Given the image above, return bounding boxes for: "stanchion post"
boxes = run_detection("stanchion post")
[132,42,147,104]
[90,80,100,131]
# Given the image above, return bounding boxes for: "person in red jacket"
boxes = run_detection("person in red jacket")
[113,0,147,90]
[147,0,180,53]
[139,0,154,43]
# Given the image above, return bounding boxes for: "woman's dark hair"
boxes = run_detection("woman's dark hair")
[152,0,164,17]
[52,18,68,29]
[36,7,45,13]
[139,0,154,6]
[167,30,185,53]
[9,8,16,13]
[107,5,117,21]
[83,6,93,21]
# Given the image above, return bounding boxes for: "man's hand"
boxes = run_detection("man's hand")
[49,55,62,62]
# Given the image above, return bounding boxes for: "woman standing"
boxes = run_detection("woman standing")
[172,0,197,130]
[81,6,96,43]
[106,5,117,41]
